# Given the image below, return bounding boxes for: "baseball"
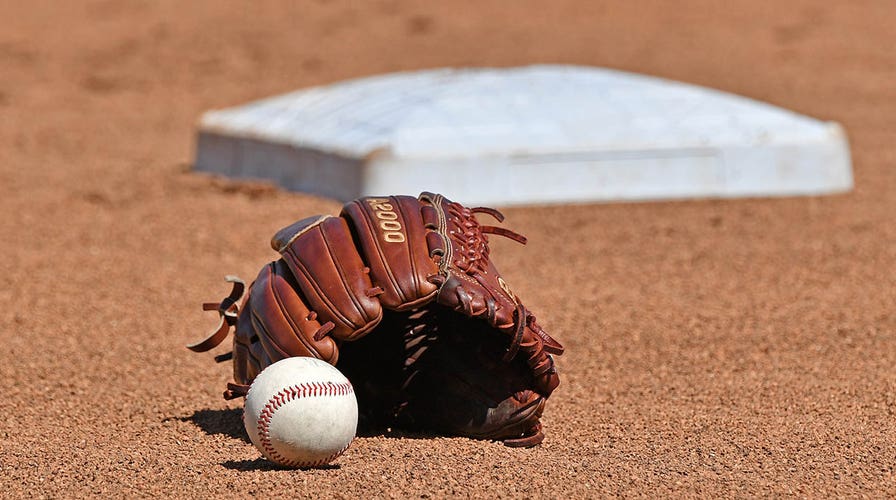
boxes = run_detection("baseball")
[243,357,358,468]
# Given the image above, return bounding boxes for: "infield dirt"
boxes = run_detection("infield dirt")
[2,1,895,497]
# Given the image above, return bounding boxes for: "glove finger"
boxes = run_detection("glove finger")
[240,260,339,365]
[341,196,440,311]
[274,215,383,341]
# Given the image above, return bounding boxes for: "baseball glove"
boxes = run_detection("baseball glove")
[189,192,564,446]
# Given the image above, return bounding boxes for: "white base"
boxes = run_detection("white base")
[194,65,853,206]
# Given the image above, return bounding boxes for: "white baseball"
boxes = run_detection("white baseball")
[243,357,358,468]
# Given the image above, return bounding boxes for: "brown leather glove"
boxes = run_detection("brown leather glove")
[189,192,564,446]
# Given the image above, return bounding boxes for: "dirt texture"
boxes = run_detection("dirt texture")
[2,1,895,497]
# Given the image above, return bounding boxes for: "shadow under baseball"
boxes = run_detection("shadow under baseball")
[182,407,445,443]
[185,407,249,443]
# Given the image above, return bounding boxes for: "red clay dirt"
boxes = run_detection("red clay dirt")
[2,1,895,497]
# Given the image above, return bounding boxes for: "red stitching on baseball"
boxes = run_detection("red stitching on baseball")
[256,380,354,468]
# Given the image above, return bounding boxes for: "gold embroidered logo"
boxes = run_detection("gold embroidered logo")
[497,276,518,304]
[367,198,406,243]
